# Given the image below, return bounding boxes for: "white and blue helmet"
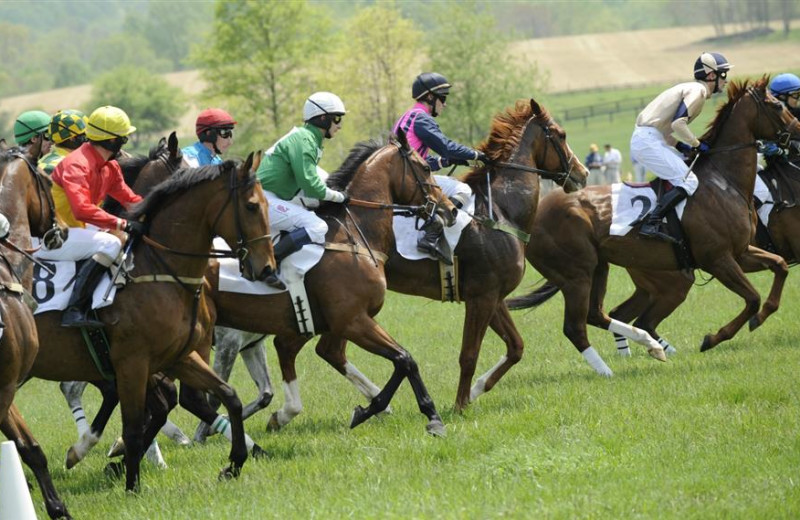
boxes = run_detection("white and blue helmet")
[694,52,732,80]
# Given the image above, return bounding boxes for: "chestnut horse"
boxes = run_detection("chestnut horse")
[0,145,71,519]
[507,78,800,375]
[604,149,800,353]
[25,156,275,491]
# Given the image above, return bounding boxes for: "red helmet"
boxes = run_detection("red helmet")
[195,108,237,135]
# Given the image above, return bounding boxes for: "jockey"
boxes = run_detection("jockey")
[255,91,348,281]
[35,106,143,329]
[631,52,732,242]
[39,109,88,176]
[761,73,800,160]
[13,110,52,159]
[182,108,237,168]
[393,72,486,264]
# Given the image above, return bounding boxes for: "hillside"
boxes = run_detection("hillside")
[2,20,799,139]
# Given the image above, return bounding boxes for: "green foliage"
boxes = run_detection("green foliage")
[425,1,549,145]
[85,66,186,148]
[193,0,332,154]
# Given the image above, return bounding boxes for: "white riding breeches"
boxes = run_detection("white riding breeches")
[434,175,472,207]
[34,226,122,267]
[630,126,699,195]
[264,190,328,244]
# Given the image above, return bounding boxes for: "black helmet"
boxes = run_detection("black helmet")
[412,72,451,100]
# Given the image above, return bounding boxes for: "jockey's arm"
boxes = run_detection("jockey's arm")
[288,140,327,200]
[57,166,129,231]
[414,115,477,163]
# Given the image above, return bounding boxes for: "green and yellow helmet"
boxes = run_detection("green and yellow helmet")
[49,109,88,145]
[14,110,51,145]
[85,106,136,141]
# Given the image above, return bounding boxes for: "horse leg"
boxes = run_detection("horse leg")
[238,334,274,420]
[170,352,249,479]
[115,363,149,492]
[468,302,524,406]
[738,245,789,331]
[559,278,614,376]
[345,316,444,436]
[453,299,494,412]
[607,288,650,356]
[1,403,72,520]
[59,381,90,438]
[65,379,118,469]
[193,327,243,443]
[701,255,763,351]
[268,335,311,431]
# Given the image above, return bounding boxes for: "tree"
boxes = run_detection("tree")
[85,66,186,149]
[425,1,549,145]
[192,0,331,152]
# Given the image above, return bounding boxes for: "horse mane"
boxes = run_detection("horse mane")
[461,99,550,186]
[700,76,769,144]
[125,161,238,220]
[327,139,385,190]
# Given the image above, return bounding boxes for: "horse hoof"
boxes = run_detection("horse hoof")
[350,405,370,429]
[664,345,678,356]
[65,447,80,470]
[700,335,714,352]
[104,461,125,480]
[251,444,268,460]
[266,412,281,432]
[218,464,241,481]
[107,437,125,458]
[748,315,761,332]
[647,347,667,362]
[426,420,446,437]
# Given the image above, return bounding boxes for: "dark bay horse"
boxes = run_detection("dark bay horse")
[209,133,456,436]
[0,145,72,519]
[604,150,800,353]
[507,78,800,375]
[26,156,276,491]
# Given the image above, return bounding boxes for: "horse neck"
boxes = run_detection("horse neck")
[0,163,36,281]
[704,102,763,199]
[489,121,540,232]
[137,182,219,279]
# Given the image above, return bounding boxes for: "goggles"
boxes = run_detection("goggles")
[217,128,233,139]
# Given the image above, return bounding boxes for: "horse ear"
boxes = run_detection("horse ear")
[395,127,410,151]
[168,132,179,160]
[530,99,542,117]
[243,152,254,175]
[251,150,262,173]
[0,138,6,151]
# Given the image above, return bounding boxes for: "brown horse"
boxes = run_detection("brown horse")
[508,78,800,375]
[0,145,72,519]
[208,132,457,435]
[603,150,800,353]
[26,156,275,491]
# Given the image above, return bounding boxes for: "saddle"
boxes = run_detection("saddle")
[646,179,695,270]
[759,158,799,212]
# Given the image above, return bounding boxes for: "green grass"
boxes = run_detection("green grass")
[12,264,800,519]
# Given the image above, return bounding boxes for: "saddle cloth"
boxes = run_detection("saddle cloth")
[393,194,475,261]
[753,172,774,227]
[30,260,117,315]
[610,182,687,236]
[216,237,323,295]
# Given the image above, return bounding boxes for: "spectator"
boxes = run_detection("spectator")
[585,143,603,185]
[631,156,647,183]
[602,143,622,184]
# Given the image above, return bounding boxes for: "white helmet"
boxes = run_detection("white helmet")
[303,92,346,122]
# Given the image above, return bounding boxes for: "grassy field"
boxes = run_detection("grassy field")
[12,263,800,519]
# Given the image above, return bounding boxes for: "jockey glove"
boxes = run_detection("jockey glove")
[695,141,711,153]
[675,142,693,155]
[760,142,784,157]
[125,220,146,237]
[474,150,491,164]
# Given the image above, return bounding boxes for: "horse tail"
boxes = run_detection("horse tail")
[505,281,561,310]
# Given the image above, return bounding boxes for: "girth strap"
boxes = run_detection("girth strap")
[324,242,388,264]
[129,274,206,285]
[473,216,531,243]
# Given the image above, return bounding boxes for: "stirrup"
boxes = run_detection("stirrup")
[417,240,453,266]
[639,224,678,244]
[62,308,105,329]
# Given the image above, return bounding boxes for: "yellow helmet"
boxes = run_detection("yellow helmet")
[50,109,88,145]
[86,106,136,141]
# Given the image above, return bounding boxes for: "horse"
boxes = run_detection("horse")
[25,155,276,491]
[506,78,800,375]
[602,148,800,354]
[0,144,72,519]
[207,131,456,435]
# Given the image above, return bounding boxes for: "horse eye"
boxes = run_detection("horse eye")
[246,202,259,212]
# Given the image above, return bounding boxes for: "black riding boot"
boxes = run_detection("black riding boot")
[417,215,453,265]
[263,229,313,289]
[639,188,688,242]
[62,259,108,329]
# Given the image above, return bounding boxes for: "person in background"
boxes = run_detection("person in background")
[601,143,622,184]
[39,109,88,176]
[182,108,237,168]
[631,156,647,183]
[13,110,52,158]
[630,51,732,242]
[585,143,603,185]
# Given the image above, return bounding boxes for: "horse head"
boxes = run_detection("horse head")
[394,128,456,226]
[528,99,588,192]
